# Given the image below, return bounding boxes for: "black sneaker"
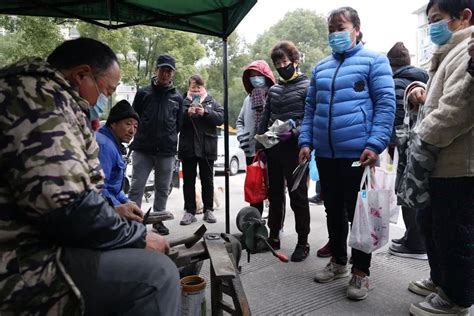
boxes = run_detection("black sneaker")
[389,243,427,260]
[152,222,169,235]
[391,237,406,245]
[267,237,280,250]
[308,195,323,205]
[291,243,310,262]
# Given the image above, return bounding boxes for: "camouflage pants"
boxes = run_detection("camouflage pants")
[397,134,440,209]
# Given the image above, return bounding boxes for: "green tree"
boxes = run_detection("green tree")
[0,16,64,66]
[77,23,205,92]
[250,9,331,76]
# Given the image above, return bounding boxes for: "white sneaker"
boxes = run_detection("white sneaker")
[347,274,370,301]
[409,291,470,315]
[313,262,350,283]
[180,212,197,225]
[409,278,438,297]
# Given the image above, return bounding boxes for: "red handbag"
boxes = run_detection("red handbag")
[244,153,268,203]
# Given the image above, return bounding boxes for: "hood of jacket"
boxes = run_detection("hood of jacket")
[242,60,276,94]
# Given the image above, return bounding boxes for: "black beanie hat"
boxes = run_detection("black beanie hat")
[387,42,411,68]
[106,100,139,126]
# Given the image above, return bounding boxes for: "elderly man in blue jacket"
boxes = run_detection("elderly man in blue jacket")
[298,6,395,301]
[97,100,143,222]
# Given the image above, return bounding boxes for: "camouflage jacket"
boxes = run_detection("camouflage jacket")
[0,59,146,315]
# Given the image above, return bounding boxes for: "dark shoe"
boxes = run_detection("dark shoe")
[317,241,331,258]
[291,243,310,262]
[389,243,427,260]
[267,237,280,250]
[152,222,169,235]
[308,195,323,205]
[391,236,406,245]
[253,239,270,253]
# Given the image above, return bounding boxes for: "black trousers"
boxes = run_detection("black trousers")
[182,157,214,214]
[401,206,426,251]
[266,139,310,245]
[62,247,181,315]
[418,177,474,307]
[316,157,372,275]
[246,156,264,214]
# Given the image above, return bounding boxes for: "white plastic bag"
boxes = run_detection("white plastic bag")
[349,166,391,254]
[374,149,401,224]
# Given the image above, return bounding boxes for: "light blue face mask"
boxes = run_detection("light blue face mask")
[429,19,453,46]
[89,75,108,120]
[89,94,107,120]
[328,30,353,54]
[249,75,266,88]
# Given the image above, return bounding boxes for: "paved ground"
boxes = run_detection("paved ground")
[141,172,472,315]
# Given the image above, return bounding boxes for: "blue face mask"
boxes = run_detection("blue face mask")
[328,31,354,54]
[89,75,108,120]
[429,19,453,46]
[89,94,107,120]
[249,76,266,88]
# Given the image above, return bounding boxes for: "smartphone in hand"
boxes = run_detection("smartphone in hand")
[192,94,201,106]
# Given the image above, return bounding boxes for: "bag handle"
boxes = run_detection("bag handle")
[359,166,372,191]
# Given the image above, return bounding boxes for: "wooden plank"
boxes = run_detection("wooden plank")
[204,234,236,279]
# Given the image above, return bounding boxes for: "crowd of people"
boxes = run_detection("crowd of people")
[0,0,472,315]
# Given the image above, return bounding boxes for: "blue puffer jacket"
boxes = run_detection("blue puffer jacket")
[299,43,395,158]
[97,126,129,206]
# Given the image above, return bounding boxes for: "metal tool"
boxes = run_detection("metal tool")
[236,206,289,263]
[168,224,207,248]
[142,207,152,226]
[291,157,309,192]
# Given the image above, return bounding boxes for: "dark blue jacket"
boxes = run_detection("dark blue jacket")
[97,126,128,206]
[299,43,396,158]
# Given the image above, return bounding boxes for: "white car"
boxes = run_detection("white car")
[214,135,246,176]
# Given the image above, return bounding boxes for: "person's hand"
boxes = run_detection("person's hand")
[194,106,205,116]
[360,148,379,167]
[278,131,292,142]
[145,232,170,254]
[407,86,426,107]
[468,33,474,58]
[299,147,311,164]
[188,106,196,116]
[115,202,143,222]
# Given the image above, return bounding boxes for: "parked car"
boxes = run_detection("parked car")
[214,135,246,176]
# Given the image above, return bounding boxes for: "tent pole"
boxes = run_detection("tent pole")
[222,37,230,234]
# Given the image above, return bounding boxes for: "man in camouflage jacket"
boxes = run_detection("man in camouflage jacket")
[0,38,180,315]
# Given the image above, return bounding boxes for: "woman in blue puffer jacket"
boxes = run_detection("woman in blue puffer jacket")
[298,6,395,301]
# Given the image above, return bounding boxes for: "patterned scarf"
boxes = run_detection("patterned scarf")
[251,86,268,132]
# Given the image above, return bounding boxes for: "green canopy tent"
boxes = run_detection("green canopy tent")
[0,0,258,233]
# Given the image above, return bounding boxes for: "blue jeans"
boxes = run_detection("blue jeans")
[418,177,474,307]
[128,150,174,213]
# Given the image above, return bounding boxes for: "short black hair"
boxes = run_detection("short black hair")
[328,7,364,42]
[427,0,474,24]
[270,41,301,64]
[188,74,205,86]
[47,37,118,75]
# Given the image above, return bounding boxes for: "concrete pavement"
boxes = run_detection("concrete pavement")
[141,172,472,315]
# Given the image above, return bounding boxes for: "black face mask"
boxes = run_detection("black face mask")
[277,63,295,81]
